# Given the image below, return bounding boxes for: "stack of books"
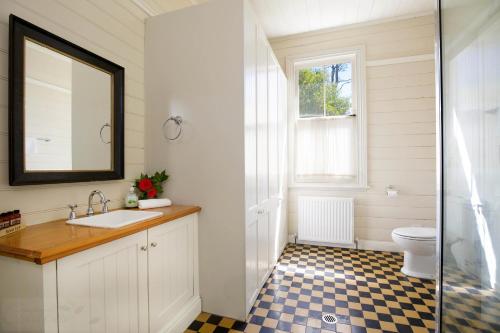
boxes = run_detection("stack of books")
[0,210,25,237]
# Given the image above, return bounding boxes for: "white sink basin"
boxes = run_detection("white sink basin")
[67,210,163,229]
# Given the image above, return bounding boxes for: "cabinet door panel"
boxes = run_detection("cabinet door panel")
[267,54,280,269]
[57,231,148,333]
[245,216,259,310]
[268,54,279,198]
[257,212,269,284]
[245,15,258,212]
[148,215,195,332]
[257,30,269,204]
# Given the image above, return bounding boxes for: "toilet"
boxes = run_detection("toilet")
[392,227,436,279]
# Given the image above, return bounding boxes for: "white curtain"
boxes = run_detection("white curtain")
[295,117,356,181]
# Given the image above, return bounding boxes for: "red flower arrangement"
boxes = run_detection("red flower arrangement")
[135,170,169,200]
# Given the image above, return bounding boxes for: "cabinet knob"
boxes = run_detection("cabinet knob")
[140,245,148,251]
[150,242,157,248]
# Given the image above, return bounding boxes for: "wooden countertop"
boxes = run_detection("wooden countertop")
[0,205,201,264]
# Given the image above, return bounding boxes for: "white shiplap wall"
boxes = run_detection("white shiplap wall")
[0,0,146,225]
[271,15,436,248]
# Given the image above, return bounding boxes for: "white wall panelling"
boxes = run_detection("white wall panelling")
[271,15,436,248]
[145,0,287,320]
[0,0,146,225]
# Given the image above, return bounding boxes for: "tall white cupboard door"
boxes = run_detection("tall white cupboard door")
[244,13,261,311]
[57,231,149,333]
[267,53,281,267]
[148,215,195,332]
[278,71,288,253]
[268,53,279,200]
[256,29,270,285]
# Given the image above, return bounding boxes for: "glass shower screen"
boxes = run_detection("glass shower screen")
[439,0,500,331]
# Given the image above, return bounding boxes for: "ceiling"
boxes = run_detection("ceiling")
[133,0,435,38]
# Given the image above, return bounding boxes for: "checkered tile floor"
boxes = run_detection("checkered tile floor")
[442,266,500,332]
[187,243,436,332]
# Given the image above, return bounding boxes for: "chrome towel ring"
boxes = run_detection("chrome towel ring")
[162,116,183,141]
[99,123,111,144]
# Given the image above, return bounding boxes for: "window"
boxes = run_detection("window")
[287,48,367,189]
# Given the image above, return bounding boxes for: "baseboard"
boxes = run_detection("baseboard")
[161,296,201,333]
[297,239,356,249]
[357,239,401,252]
[293,238,401,253]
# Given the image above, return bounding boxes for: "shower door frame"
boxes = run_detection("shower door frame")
[434,0,444,332]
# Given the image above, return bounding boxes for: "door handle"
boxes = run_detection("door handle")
[150,242,158,248]
[140,245,148,251]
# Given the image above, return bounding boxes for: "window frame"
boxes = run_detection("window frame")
[286,46,368,190]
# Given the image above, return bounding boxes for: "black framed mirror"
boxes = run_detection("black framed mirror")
[9,15,124,185]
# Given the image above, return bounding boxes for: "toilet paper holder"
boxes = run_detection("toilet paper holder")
[386,185,398,197]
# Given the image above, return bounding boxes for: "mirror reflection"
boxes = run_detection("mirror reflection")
[24,39,113,171]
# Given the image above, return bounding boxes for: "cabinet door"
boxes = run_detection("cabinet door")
[148,215,195,332]
[277,71,288,253]
[268,53,279,200]
[267,53,281,268]
[57,231,149,333]
[256,29,270,285]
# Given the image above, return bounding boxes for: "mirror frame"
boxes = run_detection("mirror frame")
[8,15,125,185]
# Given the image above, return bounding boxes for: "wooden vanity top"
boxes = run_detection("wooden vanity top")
[0,205,201,264]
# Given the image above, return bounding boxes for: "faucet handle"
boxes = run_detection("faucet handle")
[68,204,77,220]
[102,199,111,213]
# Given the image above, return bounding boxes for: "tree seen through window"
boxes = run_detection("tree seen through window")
[298,62,352,117]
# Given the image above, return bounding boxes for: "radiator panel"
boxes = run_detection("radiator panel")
[298,196,354,245]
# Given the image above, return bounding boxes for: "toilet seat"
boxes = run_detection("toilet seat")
[392,227,436,241]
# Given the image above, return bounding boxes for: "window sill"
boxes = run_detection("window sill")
[288,183,370,192]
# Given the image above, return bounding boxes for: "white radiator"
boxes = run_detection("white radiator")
[298,196,354,245]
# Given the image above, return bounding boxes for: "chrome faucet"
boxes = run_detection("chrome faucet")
[87,190,110,216]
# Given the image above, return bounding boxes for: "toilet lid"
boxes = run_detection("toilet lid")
[393,227,436,240]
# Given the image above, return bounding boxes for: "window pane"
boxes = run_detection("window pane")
[298,67,324,118]
[325,62,352,116]
[298,62,352,118]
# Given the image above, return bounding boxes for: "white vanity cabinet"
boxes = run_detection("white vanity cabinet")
[147,215,198,333]
[57,231,149,333]
[0,212,200,333]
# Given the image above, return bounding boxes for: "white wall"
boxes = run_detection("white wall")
[0,0,146,224]
[271,15,436,249]
[145,0,247,320]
